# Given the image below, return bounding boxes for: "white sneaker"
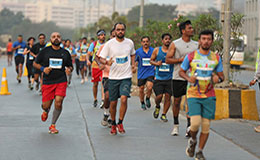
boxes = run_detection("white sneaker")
[84,77,88,82]
[171,125,179,136]
[254,126,260,132]
[80,79,85,84]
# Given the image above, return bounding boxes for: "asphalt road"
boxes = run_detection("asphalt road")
[0,57,259,160]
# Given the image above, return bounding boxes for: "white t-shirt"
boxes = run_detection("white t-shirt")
[100,38,135,80]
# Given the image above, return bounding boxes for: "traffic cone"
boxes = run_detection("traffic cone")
[23,65,28,77]
[0,68,11,95]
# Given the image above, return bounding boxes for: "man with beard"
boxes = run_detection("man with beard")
[166,20,198,136]
[87,29,106,107]
[31,33,47,91]
[12,35,27,83]
[99,23,136,135]
[180,30,224,160]
[33,32,73,134]
[135,36,154,110]
[150,33,173,122]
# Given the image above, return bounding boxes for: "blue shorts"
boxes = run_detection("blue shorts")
[108,78,132,101]
[187,97,216,120]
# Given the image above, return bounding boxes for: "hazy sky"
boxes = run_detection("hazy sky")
[148,0,181,5]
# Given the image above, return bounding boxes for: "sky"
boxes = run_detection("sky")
[148,0,181,5]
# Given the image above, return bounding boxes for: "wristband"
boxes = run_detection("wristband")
[40,66,45,72]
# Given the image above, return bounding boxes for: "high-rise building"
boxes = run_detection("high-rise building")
[244,0,259,53]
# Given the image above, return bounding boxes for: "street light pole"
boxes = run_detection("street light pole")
[139,0,144,28]
[223,0,232,85]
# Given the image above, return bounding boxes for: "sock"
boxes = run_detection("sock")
[141,101,145,105]
[51,108,62,125]
[146,97,150,100]
[198,148,203,152]
[104,108,109,115]
[187,117,191,127]
[41,104,50,113]
[174,116,179,125]
[118,119,123,124]
[112,120,116,125]
[156,105,160,109]
[162,114,166,116]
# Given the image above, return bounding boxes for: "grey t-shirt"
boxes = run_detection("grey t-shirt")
[173,38,198,80]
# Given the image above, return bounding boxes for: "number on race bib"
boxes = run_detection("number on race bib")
[159,63,170,72]
[49,58,63,69]
[142,58,151,66]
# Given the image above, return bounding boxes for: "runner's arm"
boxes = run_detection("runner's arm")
[150,48,161,66]
[165,42,183,64]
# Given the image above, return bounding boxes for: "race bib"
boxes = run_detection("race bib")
[116,56,128,65]
[159,63,170,72]
[29,54,34,60]
[142,58,151,66]
[49,58,63,69]
[17,48,24,55]
[195,67,213,81]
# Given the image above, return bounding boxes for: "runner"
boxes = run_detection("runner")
[31,33,46,91]
[33,32,73,134]
[74,38,82,78]
[24,37,36,90]
[166,20,198,136]
[180,30,224,160]
[12,35,27,83]
[64,39,77,86]
[135,36,154,110]
[6,38,13,66]
[87,29,106,107]
[99,22,136,135]
[78,37,90,84]
[97,28,115,126]
[150,33,173,122]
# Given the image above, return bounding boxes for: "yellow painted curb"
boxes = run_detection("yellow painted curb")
[215,89,229,120]
[241,89,259,121]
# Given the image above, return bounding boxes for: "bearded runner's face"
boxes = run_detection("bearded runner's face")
[115,24,125,39]
[51,32,61,47]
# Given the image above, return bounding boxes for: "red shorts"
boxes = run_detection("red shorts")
[91,68,103,82]
[42,82,67,102]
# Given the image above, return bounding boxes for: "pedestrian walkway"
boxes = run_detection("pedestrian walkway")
[0,57,258,160]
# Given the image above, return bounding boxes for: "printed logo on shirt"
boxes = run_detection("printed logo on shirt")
[116,56,128,65]
[17,48,24,55]
[159,63,170,72]
[142,58,151,66]
[49,58,63,69]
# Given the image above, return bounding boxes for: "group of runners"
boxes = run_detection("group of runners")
[6,20,227,160]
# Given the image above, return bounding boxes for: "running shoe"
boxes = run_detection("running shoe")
[254,126,260,132]
[107,119,112,128]
[153,107,160,119]
[85,76,88,82]
[101,114,109,126]
[93,100,98,107]
[141,103,146,110]
[35,82,40,91]
[185,126,191,138]
[80,79,85,84]
[195,151,206,160]
[17,76,21,83]
[49,124,59,134]
[28,83,31,89]
[171,125,179,136]
[160,114,168,122]
[41,111,48,122]
[30,83,34,90]
[99,100,104,109]
[117,124,125,134]
[146,98,151,108]
[110,125,117,135]
[39,89,42,96]
[186,138,197,157]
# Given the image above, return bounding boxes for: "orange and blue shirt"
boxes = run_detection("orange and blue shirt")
[181,49,223,98]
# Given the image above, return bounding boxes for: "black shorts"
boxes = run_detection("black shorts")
[138,76,154,87]
[34,67,42,74]
[172,80,188,98]
[102,77,109,92]
[26,61,34,77]
[7,52,13,55]
[153,79,172,96]
[79,61,86,70]
[15,56,24,66]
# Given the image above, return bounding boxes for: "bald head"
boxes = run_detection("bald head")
[50,32,61,47]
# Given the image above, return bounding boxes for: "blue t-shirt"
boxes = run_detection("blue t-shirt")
[12,41,27,57]
[135,46,155,79]
[155,47,173,80]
